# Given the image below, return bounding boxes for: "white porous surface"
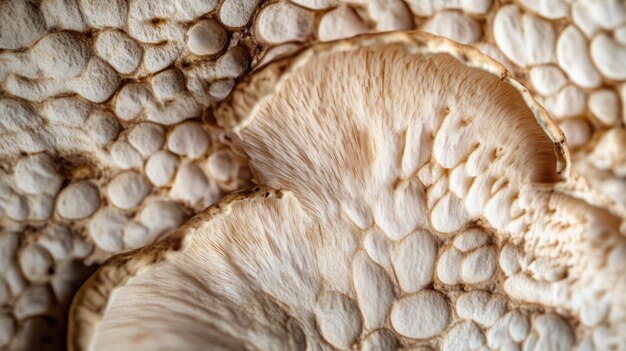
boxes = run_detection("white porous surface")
[437,247,464,285]
[14,154,62,195]
[318,6,370,42]
[18,244,54,283]
[208,79,236,100]
[169,161,220,208]
[391,230,437,292]
[361,329,398,351]
[107,171,151,210]
[122,221,151,249]
[167,121,210,159]
[556,25,602,88]
[519,0,569,19]
[590,89,619,126]
[529,65,567,96]
[256,2,315,44]
[187,20,227,56]
[352,250,395,329]
[0,0,625,349]
[493,5,555,67]
[110,141,144,169]
[453,228,489,252]
[538,84,586,119]
[456,290,506,327]
[14,284,54,320]
[55,181,100,220]
[138,200,186,241]
[205,149,240,183]
[219,0,258,28]
[94,30,142,74]
[291,0,335,10]
[128,123,164,157]
[405,0,493,16]
[442,321,486,351]
[86,111,120,146]
[391,290,450,339]
[314,291,362,349]
[422,11,481,45]
[88,208,127,253]
[591,33,626,80]
[368,0,413,32]
[146,150,179,187]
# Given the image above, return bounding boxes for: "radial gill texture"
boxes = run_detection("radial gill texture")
[0,0,625,349]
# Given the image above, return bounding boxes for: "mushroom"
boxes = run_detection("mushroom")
[2,1,626,348]
[69,32,626,350]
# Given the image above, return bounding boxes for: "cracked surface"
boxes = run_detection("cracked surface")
[0,0,625,349]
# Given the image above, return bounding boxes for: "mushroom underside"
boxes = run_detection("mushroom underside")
[71,35,626,350]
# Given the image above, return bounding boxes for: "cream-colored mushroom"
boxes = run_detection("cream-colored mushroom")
[69,33,626,351]
[1,1,626,348]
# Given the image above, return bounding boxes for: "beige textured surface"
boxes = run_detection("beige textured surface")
[70,32,625,351]
[0,0,625,349]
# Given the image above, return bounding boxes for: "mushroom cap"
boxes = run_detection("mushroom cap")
[215,31,568,227]
[69,32,625,350]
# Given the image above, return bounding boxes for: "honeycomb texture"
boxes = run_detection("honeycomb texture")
[0,0,625,349]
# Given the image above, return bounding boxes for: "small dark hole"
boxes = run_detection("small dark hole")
[254,187,260,192]
[47,267,55,275]
[40,335,54,343]
[43,316,57,327]
[204,111,218,126]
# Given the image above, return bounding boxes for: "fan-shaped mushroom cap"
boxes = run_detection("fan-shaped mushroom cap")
[69,32,626,350]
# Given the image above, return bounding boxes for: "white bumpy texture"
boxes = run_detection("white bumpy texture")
[0,0,625,349]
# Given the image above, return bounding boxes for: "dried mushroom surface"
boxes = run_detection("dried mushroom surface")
[70,33,626,350]
[0,0,624,349]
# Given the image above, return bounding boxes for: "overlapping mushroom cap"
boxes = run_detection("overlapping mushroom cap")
[3,1,626,349]
[70,32,625,350]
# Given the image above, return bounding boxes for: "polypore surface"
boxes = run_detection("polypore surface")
[0,0,625,349]
[71,37,626,350]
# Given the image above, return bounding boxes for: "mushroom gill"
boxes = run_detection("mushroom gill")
[69,32,626,351]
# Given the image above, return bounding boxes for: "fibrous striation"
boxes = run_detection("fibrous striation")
[0,0,625,349]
